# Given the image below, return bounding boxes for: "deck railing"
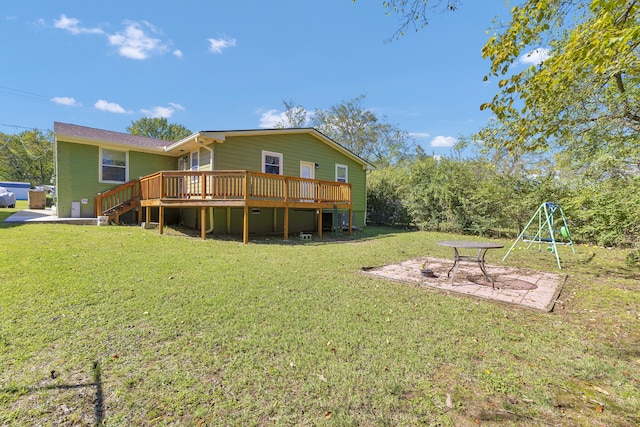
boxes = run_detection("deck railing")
[139,170,352,205]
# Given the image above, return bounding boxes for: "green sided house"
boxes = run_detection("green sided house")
[54,122,373,243]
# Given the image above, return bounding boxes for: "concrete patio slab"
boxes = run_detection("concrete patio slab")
[4,209,98,225]
[361,256,566,312]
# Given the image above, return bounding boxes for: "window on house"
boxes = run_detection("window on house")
[200,149,212,170]
[190,150,199,171]
[336,164,348,183]
[262,151,283,175]
[100,148,128,183]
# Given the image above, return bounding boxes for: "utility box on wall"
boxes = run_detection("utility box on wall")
[71,201,80,218]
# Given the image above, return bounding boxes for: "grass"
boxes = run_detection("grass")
[1,203,639,426]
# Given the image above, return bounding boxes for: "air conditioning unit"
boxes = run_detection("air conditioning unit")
[322,211,354,231]
[337,212,353,230]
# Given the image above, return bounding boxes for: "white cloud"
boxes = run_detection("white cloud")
[409,132,430,139]
[108,21,169,60]
[430,135,457,148]
[53,14,103,35]
[95,99,128,114]
[173,49,183,58]
[208,37,236,54]
[519,48,550,66]
[51,96,80,106]
[258,107,311,128]
[141,103,185,118]
[259,109,285,128]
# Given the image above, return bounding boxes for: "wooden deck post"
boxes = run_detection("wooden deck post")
[243,205,249,244]
[242,173,249,244]
[318,208,323,239]
[200,206,206,240]
[159,207,164,235]
[284,207,289,240]
[145,206,150,223]
[273,208,277,233]
[226,207,231,234]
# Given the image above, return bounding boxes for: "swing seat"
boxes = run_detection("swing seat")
[522,236,554,242]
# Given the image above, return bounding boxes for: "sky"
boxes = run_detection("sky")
[0,1,545,156]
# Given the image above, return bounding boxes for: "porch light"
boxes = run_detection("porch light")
[315,163,319,169]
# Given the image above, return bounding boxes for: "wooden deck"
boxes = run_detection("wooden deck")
[97,170,353,243]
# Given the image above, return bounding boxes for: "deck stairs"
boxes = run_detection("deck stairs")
[94,179,141,224]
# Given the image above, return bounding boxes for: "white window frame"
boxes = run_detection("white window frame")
[99,148,128,184]
[335,164,348,183]
[190,150,199,171]
[262,150,283,175]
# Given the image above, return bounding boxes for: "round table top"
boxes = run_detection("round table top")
[436,240,504,249]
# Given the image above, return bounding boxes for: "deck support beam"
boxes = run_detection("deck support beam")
[200,206,206,240]
[243,205,249,244]
[226,207,231,234]
[159,207,164,235]
[273,208,277,233]
[318,208,323,239]
[284,207,289,240]
[349,208,353,236]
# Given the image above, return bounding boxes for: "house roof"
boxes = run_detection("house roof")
[54,122,167,151]
[54,122,375,169]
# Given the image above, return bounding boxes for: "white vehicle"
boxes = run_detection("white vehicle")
[0,187,16,208]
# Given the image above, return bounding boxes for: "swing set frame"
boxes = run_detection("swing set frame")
[503,202,575,269]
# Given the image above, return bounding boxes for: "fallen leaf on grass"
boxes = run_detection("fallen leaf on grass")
[317,374,327,382]
[446,393,454,409]
[593,386,609,396]
[595,405,604,413]
[325,411,332,419]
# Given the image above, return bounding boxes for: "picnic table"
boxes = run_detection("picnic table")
[436,240,504,288]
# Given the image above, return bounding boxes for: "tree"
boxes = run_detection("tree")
[0,129,54,186]
[126,117,192,142]
[272,100,310,128]
[353,0,461,39]
[311,95,415,166]
[480,0,639,166]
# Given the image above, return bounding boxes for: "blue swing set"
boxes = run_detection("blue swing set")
[503,202,575,269]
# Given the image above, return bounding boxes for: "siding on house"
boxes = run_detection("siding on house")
[55,140,175,218]
[213,133,368,226]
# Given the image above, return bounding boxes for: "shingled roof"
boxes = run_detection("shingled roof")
[54,122,169,149]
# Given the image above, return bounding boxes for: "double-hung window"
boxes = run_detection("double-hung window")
[100,148,128,183]
[336,164,348,183]
[262,151,283,175]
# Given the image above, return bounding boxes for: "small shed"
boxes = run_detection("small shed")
[0,181,30,200]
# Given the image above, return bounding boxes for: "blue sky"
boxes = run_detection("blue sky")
[0,1,545,156]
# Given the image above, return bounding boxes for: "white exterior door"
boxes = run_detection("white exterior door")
[300,161,315,200]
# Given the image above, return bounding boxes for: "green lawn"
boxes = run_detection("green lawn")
[1,206,638,426]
